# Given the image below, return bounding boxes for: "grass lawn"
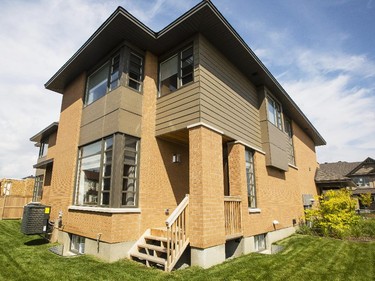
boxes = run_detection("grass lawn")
[1,220,374,281]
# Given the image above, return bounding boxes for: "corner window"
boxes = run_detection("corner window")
[70,234,85,254]
[267,96,283,130]
[74,134,140,208]
[284,117,295,166]
[85,49,144,106]
[245,149,257,208]
[33,175,44,202]
[353,177,370,187]
[159,45,194,96]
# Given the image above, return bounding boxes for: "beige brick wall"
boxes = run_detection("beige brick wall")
[189,126,225,248]
[45,74,85,220]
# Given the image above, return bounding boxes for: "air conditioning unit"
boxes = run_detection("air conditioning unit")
[21,203,51,235]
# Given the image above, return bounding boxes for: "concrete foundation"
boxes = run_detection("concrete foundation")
[191,244,225,269]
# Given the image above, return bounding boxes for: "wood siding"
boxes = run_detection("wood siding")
[198,36,261,149]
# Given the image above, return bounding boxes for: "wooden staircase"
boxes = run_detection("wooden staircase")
[129,195,189,271]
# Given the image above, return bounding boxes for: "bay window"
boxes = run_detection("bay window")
[267,96,283,130]
[74,134,140,208]
[85,49,144,106]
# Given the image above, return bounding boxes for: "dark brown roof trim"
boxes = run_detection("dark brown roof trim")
[30,122,59,143]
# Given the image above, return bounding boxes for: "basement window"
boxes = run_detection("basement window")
[70,234,85,254]
[254,233,266,252]
[159,45,194,96]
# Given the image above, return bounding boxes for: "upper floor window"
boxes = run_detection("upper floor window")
[85,50,144,106]
[353,177,370,187]
[159,46,194,96]
[267,96,283,130]
[284,116,296,166]
[74,134,140,208]
[39,141,48,158]
[245,149,257,208]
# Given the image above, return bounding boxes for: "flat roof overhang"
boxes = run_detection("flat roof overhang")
[33,158,54,169]
[44,1,326,146]
[30,122,59,143]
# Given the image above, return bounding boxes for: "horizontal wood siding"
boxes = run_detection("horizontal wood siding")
[199,35,262,149]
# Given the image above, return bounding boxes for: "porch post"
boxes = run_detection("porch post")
[188,125,225,268]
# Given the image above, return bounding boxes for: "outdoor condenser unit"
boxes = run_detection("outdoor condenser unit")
[21,203,51,235]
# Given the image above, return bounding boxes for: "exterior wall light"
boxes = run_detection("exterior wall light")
[272,220,279,225]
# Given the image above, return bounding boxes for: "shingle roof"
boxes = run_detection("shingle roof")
[315,161,361,182]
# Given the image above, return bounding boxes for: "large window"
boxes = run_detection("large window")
[75,134,140,208]
[267,96,283,130]
[284,116,296,166]
[159,46,194,96]
[85,50,144,105]
[245,149,257,208]
[33,175,44,202]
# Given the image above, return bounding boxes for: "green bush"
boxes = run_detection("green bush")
[305,189,359,238]
[349,218,375,238]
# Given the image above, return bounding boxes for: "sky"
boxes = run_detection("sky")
[0,0,374,179]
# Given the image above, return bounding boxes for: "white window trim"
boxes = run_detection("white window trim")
[249,208,261,213]
[68,205,141,214]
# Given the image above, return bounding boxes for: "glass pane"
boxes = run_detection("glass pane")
[181,73,193,85]
[160,74,178,96]
[123,178,136,192]
[124,150,137,165]
[80,155,100,205]
[122,192,135,206]
[81,141,101,158]
[103,164,112,177]
[267,99,276,125]
[123,164,136,178]
[105,137,113,150]
[125,137,138,151]
[101,192,110,205]
[102,178,111,191]
[104,151,112,164]
[130,53,142,65]
[160,55,178,80]
[128,80,140,90]
[86,63,109,105]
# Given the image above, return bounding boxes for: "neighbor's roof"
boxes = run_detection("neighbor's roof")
[316,161,361,182]
[44,0,326,146]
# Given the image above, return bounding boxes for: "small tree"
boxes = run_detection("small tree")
[359,193,373,209]
[305,189,359,238]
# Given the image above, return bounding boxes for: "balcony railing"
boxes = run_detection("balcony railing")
[224,196,242,240]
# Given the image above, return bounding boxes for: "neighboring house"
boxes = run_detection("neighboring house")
[0,177,34,219]
[30,122,58,203]
[315,157,375,210]
[30,1,326,270]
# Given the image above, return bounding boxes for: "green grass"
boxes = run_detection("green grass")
[1,220,374,281]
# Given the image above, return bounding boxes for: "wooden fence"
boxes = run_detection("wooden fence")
[0,196,32,220]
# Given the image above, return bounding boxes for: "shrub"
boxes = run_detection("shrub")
[349,218,375,239]
[305,189,359,238]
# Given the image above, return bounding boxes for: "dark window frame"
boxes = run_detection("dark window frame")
[284,116,296,166]
[159,45,194,97]
[245,149,257,208]
[267,95,283,130]
[32,175,44,202]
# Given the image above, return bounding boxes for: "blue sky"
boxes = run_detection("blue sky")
[0,0,374,178]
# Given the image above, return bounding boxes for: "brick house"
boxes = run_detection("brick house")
[31,1,325,270]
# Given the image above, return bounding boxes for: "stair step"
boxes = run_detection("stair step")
[131,251,166,266]
[138,243,167,253]
[144,235,168,243]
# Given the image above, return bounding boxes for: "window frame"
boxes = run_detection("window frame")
[267,95,283,130]
[74,134,140,209]
[84,47,144,106]
[32,175,44,202]
[38,139,48,158]
[70,234,85,254]
[284,116,296,166]
[245,149,257,209]
[159,45,194,97]
[254,233,266,252]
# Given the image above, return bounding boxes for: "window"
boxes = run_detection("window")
[85,50,144,105]
[267,96,283,130]
[70,234,85,254]
[122,136,139,206]
[128,52,143,91]
[245,149,257,208]
[353,177,370,187]
[38,141,48,158]
[33,175,44,202]
[159,46,194,96]
[284,117,295,166]
[74,134,140,208]
[254,234,266,251]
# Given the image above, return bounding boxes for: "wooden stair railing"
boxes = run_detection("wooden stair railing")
[128,195,189,272]
[165,194,189,272]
